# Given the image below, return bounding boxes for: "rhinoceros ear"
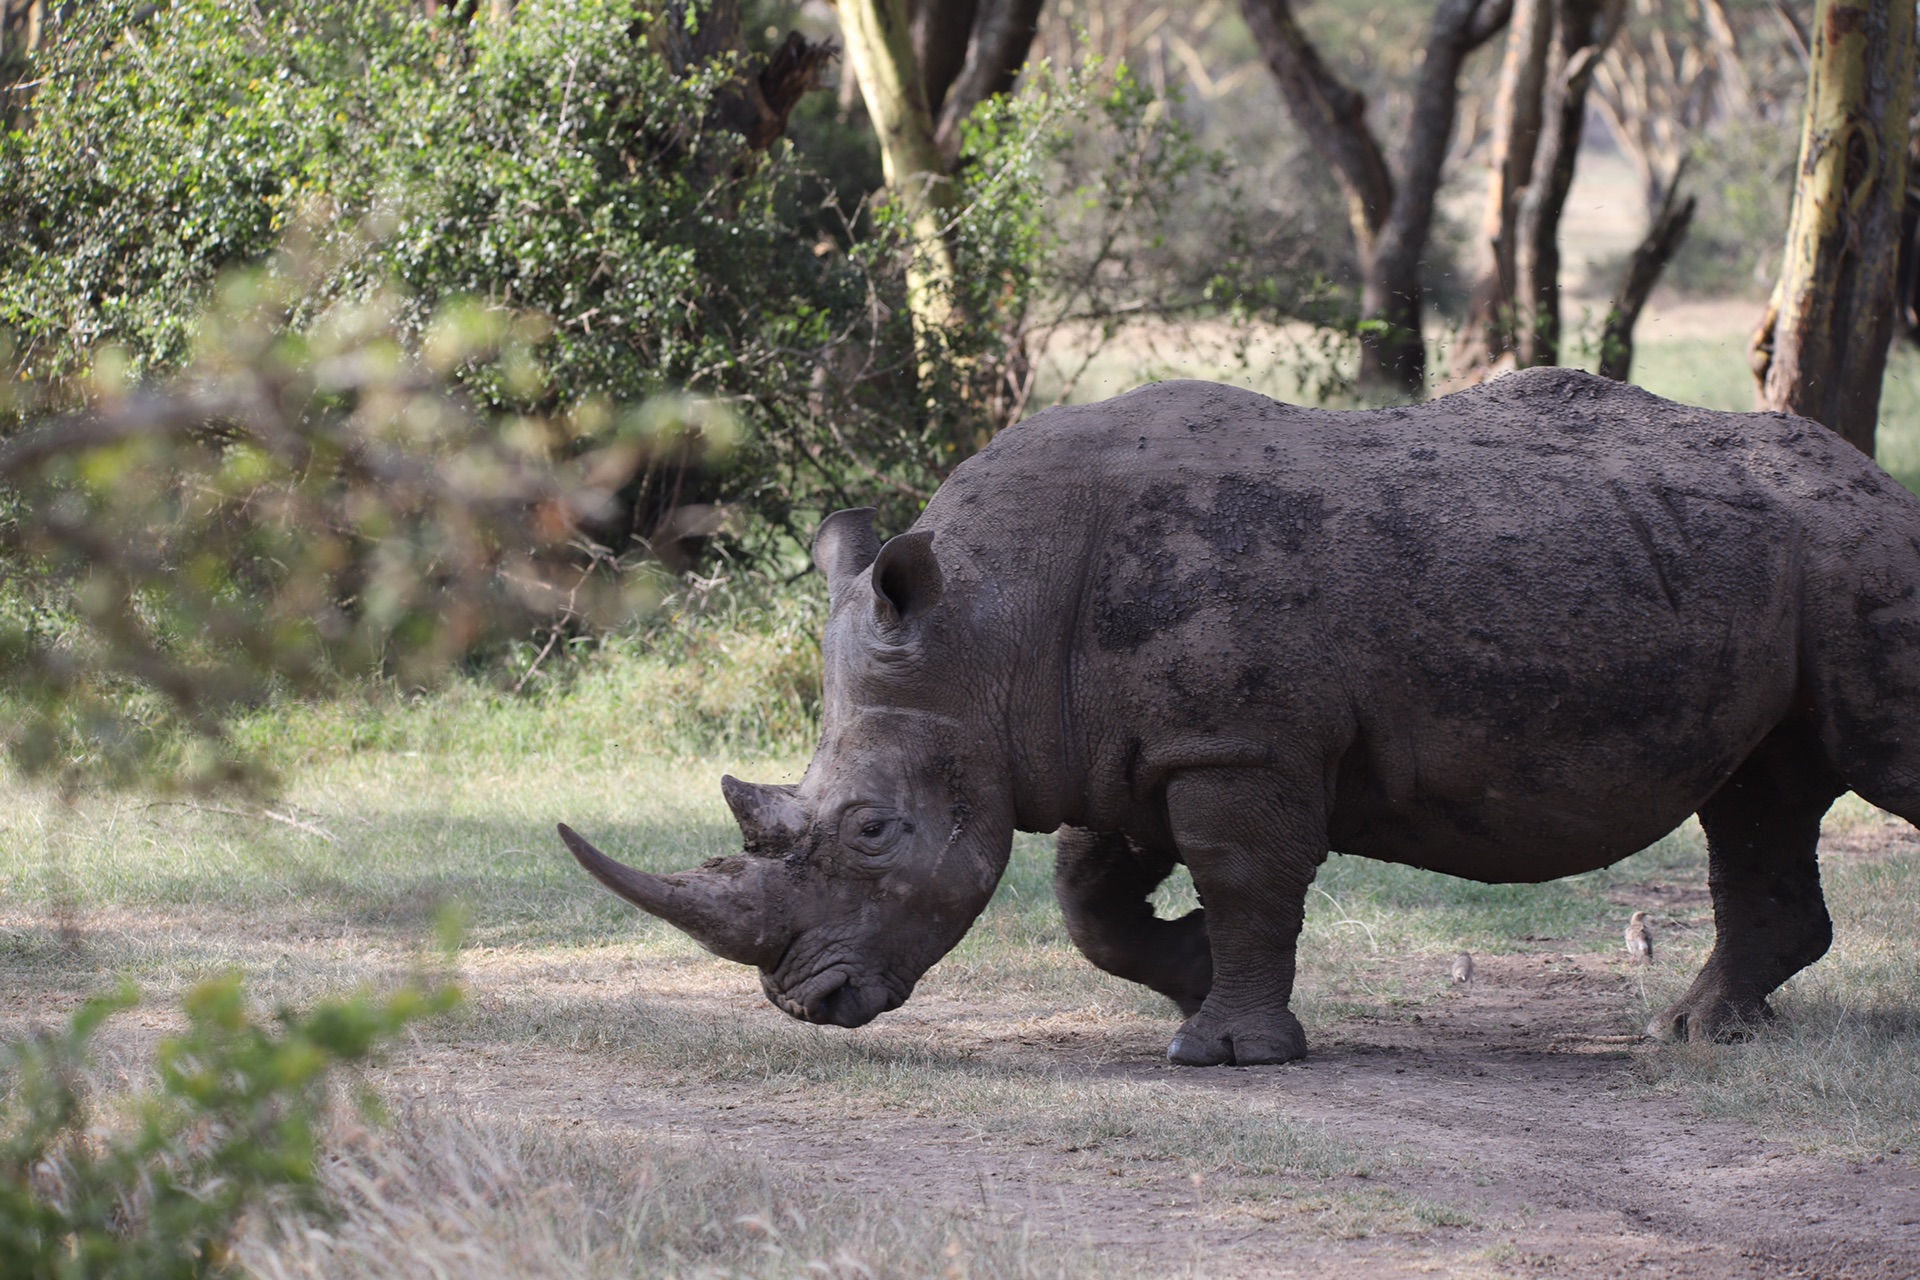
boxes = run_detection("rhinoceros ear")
[872,530,943,631]
[812,508,881,591]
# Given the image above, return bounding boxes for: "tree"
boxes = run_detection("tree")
[1509,0,1620,368]
[1453,0,1623,379]
[830,0,1044,345]
[1240,0,1512,399]
[1596,167,1696,380]
[1751,0,1915,452]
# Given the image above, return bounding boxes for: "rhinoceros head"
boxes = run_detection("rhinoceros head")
[559,508,1015,1028]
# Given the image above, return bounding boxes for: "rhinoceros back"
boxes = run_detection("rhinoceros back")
[916,368,1920,878]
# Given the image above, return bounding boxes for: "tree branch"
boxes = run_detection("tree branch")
[932,0,1044,166]
[1379,0,1518,277]
[1599,164,1697,380]
[1238,0,1394,247]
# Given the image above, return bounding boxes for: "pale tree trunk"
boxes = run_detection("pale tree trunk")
[1511,0,1621,367]
[835,0,1043,341]
[1241,0,1511,400]
[1751,0,1916,453]
[836,0,963,339]
[1455,0,1554,379]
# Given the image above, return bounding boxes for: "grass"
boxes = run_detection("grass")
[1625,800,1920,1162]
[232,1102,1088,1280]
[8,689,1916,1174]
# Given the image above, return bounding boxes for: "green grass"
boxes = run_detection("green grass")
[1626,800,1920,1161]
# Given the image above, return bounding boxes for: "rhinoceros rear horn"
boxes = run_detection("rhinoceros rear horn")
[812,508,881,591]
[721,775,805,853]
[556,824,789,968]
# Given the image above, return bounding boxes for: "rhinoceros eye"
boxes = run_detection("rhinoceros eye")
[843,809,906,858]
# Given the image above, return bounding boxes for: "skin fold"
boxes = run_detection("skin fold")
[562,367,1920,1066]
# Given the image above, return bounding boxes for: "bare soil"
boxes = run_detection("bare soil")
[415,946,1920,1279]
[12,816,1919,1278]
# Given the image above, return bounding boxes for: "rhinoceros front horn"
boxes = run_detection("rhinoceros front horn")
[556,824,789,968]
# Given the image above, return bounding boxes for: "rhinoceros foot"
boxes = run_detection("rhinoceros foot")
[1168,1005,1307,1066]
[1647,986,1775,1043]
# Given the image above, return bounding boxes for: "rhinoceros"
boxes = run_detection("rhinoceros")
[559,368,1920,1066]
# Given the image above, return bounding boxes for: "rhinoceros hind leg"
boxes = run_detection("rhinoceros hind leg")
[1054,827,1213,1015]
[1161,769,1325,1066]
[1651,721,1844,1043]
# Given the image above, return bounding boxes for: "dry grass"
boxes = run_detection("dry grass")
[1626,799,1920,1161]
[238,1103,1092,1280]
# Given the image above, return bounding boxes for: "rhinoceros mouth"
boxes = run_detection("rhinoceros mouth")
[761,966,899,1028]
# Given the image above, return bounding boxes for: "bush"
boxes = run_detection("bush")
[0,0,866,540]
[1,1,1339,547]
[0,974,460,1279]
[0,250,661,791]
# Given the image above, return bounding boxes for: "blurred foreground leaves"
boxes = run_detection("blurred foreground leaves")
[0,972,461,1280]
[0,248,716,792]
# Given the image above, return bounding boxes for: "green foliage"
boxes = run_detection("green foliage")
[0,974,460,1280]
[1,1,1339,545]
[0,249,659,792]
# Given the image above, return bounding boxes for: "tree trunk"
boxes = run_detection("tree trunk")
[1751,0,1916,453]
[912,0,978,119]
[932,0,1045,165]
[835,0,963,337]
[1598,169,1696,381]
[1364,0,1515,397]
[1238,0,1394,252]
[1455,0,1555,380]
[1,0,44,128]
[651,1,833,151]
[1512,0,1620,368]
[1241,0,1510,400]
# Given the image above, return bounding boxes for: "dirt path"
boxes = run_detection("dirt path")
[406,948,1920,1279]
[11,814,1916,1277]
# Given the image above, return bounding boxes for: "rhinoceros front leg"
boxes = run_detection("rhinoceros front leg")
[1651,723,1844,1042]
[1053,827,1212,1015]
[1162,768,1327,1066]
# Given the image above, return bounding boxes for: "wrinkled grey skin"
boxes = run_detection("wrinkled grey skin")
[561,368,1920,1065]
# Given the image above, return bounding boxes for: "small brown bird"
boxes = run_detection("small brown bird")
[1625,912,1654,963]
[1451,952,1475,984]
